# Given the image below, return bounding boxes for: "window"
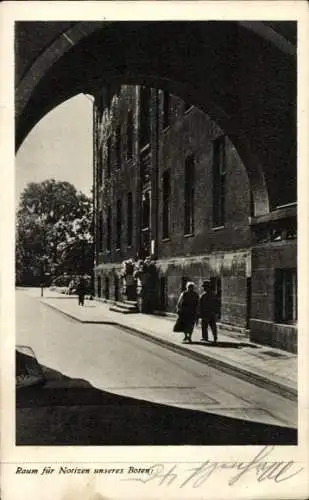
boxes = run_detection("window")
[97,276,102,298]
[142,191,151,230]
[184,155,195,235]
[127,192,133,246]
[97,149,103,187]
[114,275,119,301]
[250,190,254,217]
[97,209,103,251]
[275,268,297,323]
[159,276,168,310]
[106,205,111,251]
[127,110,133,160]
[163,91,170,129]
[116,199,122,249]
[115,125,121,169]
[139,86,150,148]
[246,277,251,329]
[104,277,110,299]
[106,136,111,177]
[212,135,226,227]
[141,190,151,258]
[162,170,170,239]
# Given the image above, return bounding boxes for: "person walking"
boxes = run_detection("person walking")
[199,280,218,343]
[175,281,199,343]
[76,276,86,306]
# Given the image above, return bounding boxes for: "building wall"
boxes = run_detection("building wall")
[93,84,297,351]
[156,251,250,328]
[95,85,140,266]
[250,238,297,353]
[157,103,251,257]
[155,98,251,329]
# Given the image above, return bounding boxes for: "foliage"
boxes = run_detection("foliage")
[121,259,135,277]
[16,179,93,285]
[133,257,157,279]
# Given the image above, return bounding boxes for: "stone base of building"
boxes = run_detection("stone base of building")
[95,249,252,332]
[250,319,297,354]
[155,251,251,330]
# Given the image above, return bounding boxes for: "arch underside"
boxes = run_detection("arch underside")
[16,21,297,214]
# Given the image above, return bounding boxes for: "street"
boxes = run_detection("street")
[16,289,297,445]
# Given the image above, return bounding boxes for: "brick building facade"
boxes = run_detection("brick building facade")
[93,85,297,352]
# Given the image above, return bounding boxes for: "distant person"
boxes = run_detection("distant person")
[67,279,75,295]
[175,281,199,343]
[76,277,86,306]
[199,280,218,343]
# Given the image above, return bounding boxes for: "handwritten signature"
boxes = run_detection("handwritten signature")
[122,446,303,487]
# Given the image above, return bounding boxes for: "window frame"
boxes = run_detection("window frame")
[106,136,111,178]
[116,199,122,250]
[274,268,297,324]
[127,192,133,247]
[139,86,151,149]
[162,169,171,239]
[106,205,112,252]
[163,90,170,130]
[212,135,226,228]
[127,109,133,160]
[115,125,121,169]
[184,155,195,236]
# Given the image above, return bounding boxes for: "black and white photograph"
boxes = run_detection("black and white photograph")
[14,17,299,446]
[1,2,309,499]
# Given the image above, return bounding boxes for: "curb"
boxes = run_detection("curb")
[41,300,297,402]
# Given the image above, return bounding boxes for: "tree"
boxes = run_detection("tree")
[16,179,93,285]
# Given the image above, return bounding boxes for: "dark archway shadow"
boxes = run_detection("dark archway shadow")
[16,21,297,211]
[16,352,297,446]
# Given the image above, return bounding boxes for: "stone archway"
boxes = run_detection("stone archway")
[15,21,297,214]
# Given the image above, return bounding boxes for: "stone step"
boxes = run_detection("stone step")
[114,300,138,310]
[109,306,138,314]
[122,299,138,307]
[109,300,139,314]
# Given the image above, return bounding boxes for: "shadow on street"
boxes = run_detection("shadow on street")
[16,352,297,446]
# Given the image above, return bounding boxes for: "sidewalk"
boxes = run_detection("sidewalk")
[35,289,297,400]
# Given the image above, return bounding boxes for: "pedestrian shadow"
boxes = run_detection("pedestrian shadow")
[190,341,259,349]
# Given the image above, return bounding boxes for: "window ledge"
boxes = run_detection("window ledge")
[212,225,225,231]
[250,204,297,225]
[140,144,150,154]
[274,321,297,328]
[184,106,193,114]
[162,237,170,242]
[184,232,194,238]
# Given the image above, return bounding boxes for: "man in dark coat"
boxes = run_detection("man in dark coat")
[77,276,86,306]
[199,280,218,343]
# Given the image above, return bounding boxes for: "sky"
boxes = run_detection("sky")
[15,94,93,207]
